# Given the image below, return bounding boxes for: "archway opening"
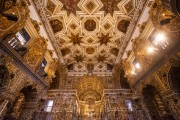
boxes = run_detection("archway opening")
[50,71,60,89]
[120,69,130,89]
[168,65,180,93]
[17,86,38,120]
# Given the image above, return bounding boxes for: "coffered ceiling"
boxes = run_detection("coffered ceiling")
[39,0,141,75]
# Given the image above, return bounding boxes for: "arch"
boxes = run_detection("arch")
[76,75,104,101]
[119,69,130,89]
[168,65,180,93]
[142,85,174,120]
[20,85,37,101]
[0,64,9,88]
[16,85,38,120]
[50,71,60,89]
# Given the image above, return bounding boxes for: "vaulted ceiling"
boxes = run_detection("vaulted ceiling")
[40,0,139,75]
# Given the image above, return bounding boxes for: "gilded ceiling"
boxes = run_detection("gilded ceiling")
[41,0,138,73]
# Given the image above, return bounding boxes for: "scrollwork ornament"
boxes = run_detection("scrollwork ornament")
[0,0,30,38]
[23,37,47,71]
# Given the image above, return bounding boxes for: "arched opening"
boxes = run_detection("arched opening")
[0,64,9,88]
[120,69,130,89]
[2,86,37,120]
[50,71,60,89]
[17,86,38,120]
[142,85,174,120]
[168,64,180,93]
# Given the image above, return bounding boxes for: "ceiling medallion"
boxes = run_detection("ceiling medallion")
[84,19,96,31]
[49,19,63,33]
[85,1,95,12]
[86,47,95,54]
[117,19,130,33]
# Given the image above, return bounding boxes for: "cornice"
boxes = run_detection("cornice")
[116,0,150,63]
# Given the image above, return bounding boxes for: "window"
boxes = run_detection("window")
[41,59,47,70]
[133,59,140,69]
[148,29,168,49]
[126,100,133,111]
[148,29,157,44]
[44,100,54,112]
[8,28,30,54]
[38,59,48,77]
[15,28,30,45]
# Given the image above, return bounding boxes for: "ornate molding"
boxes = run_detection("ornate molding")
[116,0,147,63]
[0,0,30,38]
[23,37,47,71]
